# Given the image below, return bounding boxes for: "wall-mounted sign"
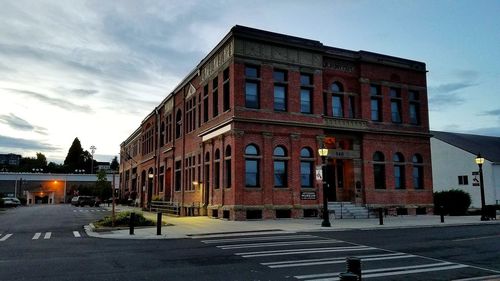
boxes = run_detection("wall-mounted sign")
[301,191,317,200]
[315,165,323,181]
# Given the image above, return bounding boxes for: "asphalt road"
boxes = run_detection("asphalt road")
[1,205,499,281]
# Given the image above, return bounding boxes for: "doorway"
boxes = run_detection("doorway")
[325,159,344,202]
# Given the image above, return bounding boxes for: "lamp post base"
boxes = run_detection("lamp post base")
[321,220,331,227]
[480,216,489,221]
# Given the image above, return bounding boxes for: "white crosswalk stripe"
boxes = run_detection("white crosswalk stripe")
[198,232,479,280]
[0,233,13,241]
[44,232,51,239]
[73,231,81,238]
[32,232,42,240]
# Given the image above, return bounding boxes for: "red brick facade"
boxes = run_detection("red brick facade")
[119,26,433,220]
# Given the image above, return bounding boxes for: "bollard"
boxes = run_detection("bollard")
[338,272,358,281]
[379,208,384,225]
[157,212,162,235]
[129,212,135,235]
[346,257,362,281]
[440,205,445,223]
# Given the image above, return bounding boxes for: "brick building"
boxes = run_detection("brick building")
[119,25,433,220]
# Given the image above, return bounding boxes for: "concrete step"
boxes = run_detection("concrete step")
[327,202,372,219]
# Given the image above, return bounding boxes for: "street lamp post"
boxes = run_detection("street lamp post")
[90,145,96,174]
[318,145,331,227]
[475,153,488,221]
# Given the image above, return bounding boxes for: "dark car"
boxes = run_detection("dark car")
[71,196,100,207]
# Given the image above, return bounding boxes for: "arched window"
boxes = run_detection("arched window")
[373,151,385,189]
[300,147,314,188]
[331,82,344,93]
[245,144,260,187]
[224,145,232,188]
[412,154,424,189]
[175,109,182,139]
[214,149,220,189]
[393,153,405,189]
[273,146,288,187]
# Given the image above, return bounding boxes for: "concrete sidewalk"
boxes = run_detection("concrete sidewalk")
[84,205,499,240]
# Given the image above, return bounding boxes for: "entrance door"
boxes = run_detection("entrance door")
[325,160,344,201]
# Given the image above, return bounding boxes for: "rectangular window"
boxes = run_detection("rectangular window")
[274,160,287,187]
[374,164,385,189]
[413,166,423,189]
[300,161,313,187]
[225,158,231,188]
[370,84,380,96]
[245,82,259,108]
[300,74,312,86]
[300,88,312,114]
[214,161,220,189]
[245,66,259,78]
[245,159,259,187]
[332,95,343,117]
[212,77,218,117]
[273,69,286,82]
[174,160,181,191]
[371,98,381,121]
[347,96,355,118]
[274,85,286,111]
[409,103,420,125]
[458,175,469,185]
[223,68,230,112]
[394,165,405,189]
[203,85,209,122]
[391,100,402,123]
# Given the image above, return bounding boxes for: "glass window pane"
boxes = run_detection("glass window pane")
[391,101,401,123]
[300,74,311,85]
[333,95,343,117]
[300,148,311,158]
[245,145,258,155]
[274,85,286,111]
[273,70,286,82]
[300,89,311,113]
[245,159,258,186]
[371,99,380,121]
[274,161,286,187]
[300,162,312,187]
[245,66,258,78]
[245,82,259,108]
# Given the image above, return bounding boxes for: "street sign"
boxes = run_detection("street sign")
[472,177,480,187]
[315,166,323,181]
[301,191,317,200]
[472,171,479,176]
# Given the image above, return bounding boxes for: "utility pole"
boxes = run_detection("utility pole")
[90,145,96,174]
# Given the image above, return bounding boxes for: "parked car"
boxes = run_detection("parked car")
[2,197,21,207]
[71,196,100,207]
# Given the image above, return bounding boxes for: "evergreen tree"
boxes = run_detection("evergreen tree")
[110,156,119,171]
[64,137,85,172]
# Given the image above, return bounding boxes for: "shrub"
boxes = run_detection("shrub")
[434,189,471,216]
[95,211,155,227]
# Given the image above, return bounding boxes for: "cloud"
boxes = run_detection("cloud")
[0,113,48,135]
[431,82,478,94]
[71,89,99,96]
[480,109,500,117]
[0,134,59,150]
[428,94,466,111]
[4,88,93,113]
[465,126,500,137]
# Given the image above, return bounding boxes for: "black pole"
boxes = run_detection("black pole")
[321,155,331,227]
[157,212,162,235]
[379,208,383,225]
[478,162,488,221]
[346,257,362,281]
[440,205,445,223]
[129,212,135,235]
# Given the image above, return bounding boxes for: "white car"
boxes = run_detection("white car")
[2,197,21,207]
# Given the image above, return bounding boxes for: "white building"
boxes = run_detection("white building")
[431,131,500,208]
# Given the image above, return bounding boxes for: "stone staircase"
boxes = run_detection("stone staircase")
[328,202,372,219]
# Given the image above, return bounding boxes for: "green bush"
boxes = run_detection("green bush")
[95,211,155,227]
[434,189,471,216]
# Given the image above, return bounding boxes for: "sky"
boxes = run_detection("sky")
[0,0,499,163]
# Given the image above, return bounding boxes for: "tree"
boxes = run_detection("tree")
[110,156,119,171]
[36,152,47,167]
[64,138,85,172]
[95,170,112,199]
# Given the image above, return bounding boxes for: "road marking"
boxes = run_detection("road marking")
[296,262,467,280]
[453,234,500,242]
[201,234,318,244]
[44,232,51,239]
[237,245,374,258]
[453,274,500,281]
[73,231,81,238]
[0,234,13,241]
[32,232,42,240]
[217,239,342,250]
[263,253,415,268]
[191,230,296,239]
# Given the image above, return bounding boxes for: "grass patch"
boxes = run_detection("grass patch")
[95,211,155,227]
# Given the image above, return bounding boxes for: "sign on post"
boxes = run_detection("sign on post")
[316,165,323,181]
